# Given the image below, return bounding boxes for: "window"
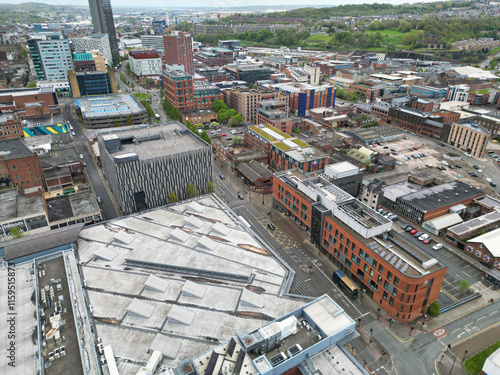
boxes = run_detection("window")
[370,279,378,291]
[323,240,329,249]
[340,234,344,242]
[379,265,384,273]
[369,269,374,277]
[400,293,404,302]
[335,229,338,238]
[364,264,368,272]
[394,277,399,287]
[359,249,365,259]
[11,165,16,170]
[377,275,382,284]
[346,239,351,248]
[389,297,394,306]
[357,269,364,280]
[352,243,356,252]
[387,271,392,282]
[345,259,352,268]
[339,244,343,253]
[383,291,388,300]
[405,284,409,292]
[384,281,389,290]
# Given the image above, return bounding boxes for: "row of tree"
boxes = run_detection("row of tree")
[185,120,211,144]
[211,99,243,126]
[167,181,215,204]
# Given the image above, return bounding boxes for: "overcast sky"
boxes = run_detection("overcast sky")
[0,0,442,9]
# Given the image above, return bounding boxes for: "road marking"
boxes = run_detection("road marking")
[462,270,472,278]
[477,316,487,321]
[432,327,449,339]
[450,328,460,334]
[457,332,466,338]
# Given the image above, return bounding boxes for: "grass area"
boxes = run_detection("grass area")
[470,89,496,94]
[274,142,291,151]
[488,46,500,55]
[292,139,309,147]
[464,340,500,375]
[133,93,152,100]
[364,29,404,37]
[305,34,331,43]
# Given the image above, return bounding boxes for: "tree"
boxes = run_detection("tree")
[114,120,120,127]
[211,99,228,113]
[145,77,151,88]
[229,114,243,127]
[130,81,135,90]
[200,131,211,144]
[210,121,220,128]
[427,301,440,316]
[27,81,36,88]
[206,181,215,193]
[364,120,379,128]
[186,183,198,199]
[232,136,243,146]
[126,115,133,125]
[168,192,178,204]
[126,61,131,72]
[170,106,181,121]
[10,227,23,239]
[458,279,470,294]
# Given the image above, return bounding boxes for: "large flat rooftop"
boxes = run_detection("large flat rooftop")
[76,195,309,374]
[98,122,208,160]
[0,188,45,224]
[75,94,144,119]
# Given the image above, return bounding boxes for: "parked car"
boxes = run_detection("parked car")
[238,193,244,200]
[486,178,492,183]
[267,222,276,231]
[426,163,433,168]
[413,231,422,238]
[405,226,414,232]
[490,182,497,187]
[423,238,433,244]
[473,165,480,170]
[79,154,84,159]
[418,234,429,241]
[401,224,410,230]
[455,164,462,168]
[449,165,454,169]
[410,229,418,235]
[219,174,225,179]
[433,243,443,250]
[438,143,445,147]
[97,197,102,204]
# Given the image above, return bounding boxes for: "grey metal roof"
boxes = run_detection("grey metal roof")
[236,160,272,183]
[0,138,33,160]
[4,223,83,261]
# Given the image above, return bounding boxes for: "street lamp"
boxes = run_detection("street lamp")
[410,326,414,336]
[448,355,457,375]
[463,350,468,363]
[377,307,381,319]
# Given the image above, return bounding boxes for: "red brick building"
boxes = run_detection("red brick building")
[388,106,446,139]
[0,113,23,140]
[408,97,434,112]
[0,88,59,118]
[272,171,447,322]
[163,32,194,75]
[255,100,292,134]
[0,138,45,196]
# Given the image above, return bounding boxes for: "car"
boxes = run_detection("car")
[457,174,463,178]
[433,243,443,251]
[410,229,418,235]
[383,146,389,149]
[423,238,433,244]
[442,161,449,165]
[471,173,478,177]
[455,164,462,168]
[473,165,479,169]
[465,153,471,157]
[449,165,454,169]
[392,151,398,155]
[97,197,102,204]
[83,162,87,167]
[219,174,225,179]
[390,148,396,152]
[267,222,276,230]
[488,150,495,154]
[226,137,232,140]
[477,169,483,174]
[490,182,497,187]
[71,131,76,136]
[421,153,427,157]
[238,193,244,200]
[413,231,422,238]
[441,166,447,170]
[426,163,433,168]
[438,143,445,147]
[418,234,429,241]
[405,226,414,232]
[79,154,84,159]
[401,224,410,230]
[147,91,150,93]
[486,177,492,183]
[412,147,418,150]
[221,133,227,136]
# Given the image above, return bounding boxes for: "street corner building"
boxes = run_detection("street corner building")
[97,122,213,215]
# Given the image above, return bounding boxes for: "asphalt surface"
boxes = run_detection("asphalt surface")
[61,100,119,221]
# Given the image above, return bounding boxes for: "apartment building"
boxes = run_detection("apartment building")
[28,32,74,81]
[129,50,162,77]
[193,23,231,35]
[447,120,490,158]
[0,113,23,140]
[141,35,165,52]
[194,47,233,67]
[272,170,447,322]
[255,100,292,134]
[195,67,229,83]
[225,62,273,83]
[163,32,194,75]
[388,106,445,139]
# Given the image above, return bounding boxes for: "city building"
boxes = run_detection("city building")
[446,120,490,158]
[67,68,117,98]
[195,67,229,83]
[163,32,194,75]
[464,228,500,269]
[309,107,351,129]
[141,35,165,53]
[218,40,240,50]
[255,100,292,134]
[128,50,162,77]
[88,0,119,63]
[324,161,364,197]
[162,69,223,113]
[71,34,112,64]
[193,23,231,35]
[387,106,446,139]
[0,138,45,196]
[245,124,329,172]
[261,82,336,117]
[151,19,167,35]
[225,62,273,83]
[75,94,147,128]
[383,180,486,224]
[272,169,447,322]
[0,87,59,118]
[194,47,233,67]
[97,122,213,214]
[235,160,273,193]
[349,81,385,102]
[222,87,287,123]
[469,114,500,136]
[28,32,74,81]
[180,108,217,125]
[360,178,384,210]
[342,125,403,146]
[445,211,500,245]
[407,85,447,99]
[73,51,97,72]
[0,113,23,140]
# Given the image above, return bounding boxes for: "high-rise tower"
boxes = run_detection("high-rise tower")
[88,0,120,64]
[163,32,194,75]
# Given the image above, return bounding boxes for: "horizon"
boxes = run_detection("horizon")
[0,0,445,9]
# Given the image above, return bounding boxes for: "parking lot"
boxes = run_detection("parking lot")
[371,137,492,191]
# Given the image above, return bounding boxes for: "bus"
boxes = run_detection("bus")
[332,270,359,299]
[155,114,160,121]
[238,216,252,229]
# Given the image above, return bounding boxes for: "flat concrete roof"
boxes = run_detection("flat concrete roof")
[98,122,208,160]
[45,190,99,223]
[0,189,45,224]
[75,94,144,119]
[76,195,309,373]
